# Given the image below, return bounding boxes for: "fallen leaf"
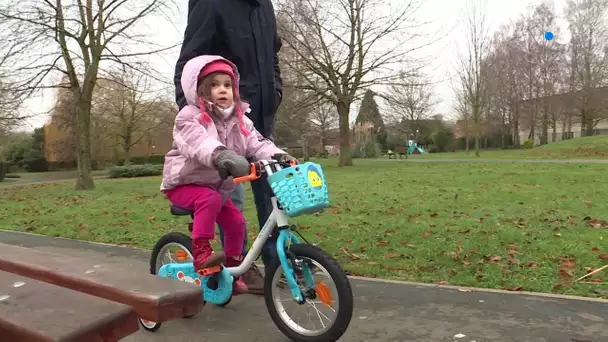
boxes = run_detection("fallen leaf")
[585,200,592,208]
[422,230,431,238]
[555,233,562,238]
[590,278,603,283]
[560,257,576,270]
[430,212,438,218]
[446,251,459,260]
[559,269,574,282]
[78,223,86,232]
[599,254,608,261]
[561,194,567,199]
[477,217,484,223]
[526,262,538,268]
[385,252,397,259]
[553,283,564,291]
[587,217,608,228]
[148,215,156,221]
[591,247,600,252]
[507,286,523,292]
[376,240,389,247]
[489,256,502,263]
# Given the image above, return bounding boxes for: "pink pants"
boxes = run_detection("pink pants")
[165,185,245,258]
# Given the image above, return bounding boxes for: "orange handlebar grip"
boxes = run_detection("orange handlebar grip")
[233,163,261,184]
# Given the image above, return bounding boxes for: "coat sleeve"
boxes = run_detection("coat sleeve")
[244,117,286,161]
[174,0,216,110]
[269,1,283,105]
[173,106,224,167]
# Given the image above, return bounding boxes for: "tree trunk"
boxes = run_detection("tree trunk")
[74,98,94,190]
[584,118,595,136]
[301,133,310,161]
[513,118,520,146]
[464,117,470,153]
[540,104,549,145]
[337,101,352,167]
[123,133,132,165]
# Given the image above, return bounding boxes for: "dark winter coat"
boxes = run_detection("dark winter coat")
[174,0,283,138]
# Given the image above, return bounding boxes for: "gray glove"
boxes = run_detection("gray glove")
[213,149,250,179]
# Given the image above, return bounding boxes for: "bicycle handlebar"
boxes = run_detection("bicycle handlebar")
[233,159,298,184]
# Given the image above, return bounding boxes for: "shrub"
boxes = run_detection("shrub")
[426,144,441,153]
[352,138,381,158]
[108,164,163,178]
[523,139,534,149]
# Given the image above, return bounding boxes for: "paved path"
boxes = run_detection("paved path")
[381,158,608,163]
[0,231,606,342]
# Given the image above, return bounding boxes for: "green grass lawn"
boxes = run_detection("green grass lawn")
[412,134,608,159]
[1,159,606,298]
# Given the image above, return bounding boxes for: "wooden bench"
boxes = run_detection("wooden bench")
[0,270,139,341]
[394,146,407,159]
[0,243,203,323]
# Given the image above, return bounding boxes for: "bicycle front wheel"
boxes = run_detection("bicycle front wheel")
[264,244,353,341]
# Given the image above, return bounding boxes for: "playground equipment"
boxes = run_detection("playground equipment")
[140,158,354,341]
[407,140,425,154]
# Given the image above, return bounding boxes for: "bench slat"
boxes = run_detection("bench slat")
[0,243,203,322]
[0,270,139,342]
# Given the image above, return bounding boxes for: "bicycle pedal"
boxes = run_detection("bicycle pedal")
[197,265,222,276]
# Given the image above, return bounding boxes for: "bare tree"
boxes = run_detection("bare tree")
[0,47,29,130]
[383,70,435,137]
[0,0,178,189]
[454,86,471,153]
[566,0,608,135]
[276,0,431,166]
[93,67,165,164]
[456,0,490,157]
[309,102,338,153]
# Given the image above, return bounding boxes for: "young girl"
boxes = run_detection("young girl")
[161,55,294,293]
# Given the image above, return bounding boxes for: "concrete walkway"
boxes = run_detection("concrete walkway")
[381,158,608,163]
[0,230,606,342]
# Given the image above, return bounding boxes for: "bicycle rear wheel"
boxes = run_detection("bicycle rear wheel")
[264,244,353,341]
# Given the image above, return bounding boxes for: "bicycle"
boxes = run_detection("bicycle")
[139,158,354,341]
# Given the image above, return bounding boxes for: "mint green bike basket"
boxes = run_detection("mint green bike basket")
[267,162,330,217]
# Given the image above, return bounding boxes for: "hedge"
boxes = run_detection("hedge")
[108,164,163,178]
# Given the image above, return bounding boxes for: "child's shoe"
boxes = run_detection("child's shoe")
[225,256,248,295]
[192,237,225,274]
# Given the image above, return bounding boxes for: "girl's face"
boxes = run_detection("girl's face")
[208,74,234,108]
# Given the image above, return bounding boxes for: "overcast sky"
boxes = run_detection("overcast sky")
[20,0,569,131]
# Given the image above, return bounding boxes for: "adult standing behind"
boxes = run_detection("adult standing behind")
[174,0,283,295]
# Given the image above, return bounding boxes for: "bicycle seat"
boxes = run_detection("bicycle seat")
[170,205,194,216]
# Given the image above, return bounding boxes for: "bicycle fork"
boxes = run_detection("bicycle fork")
[276,228,315,304]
